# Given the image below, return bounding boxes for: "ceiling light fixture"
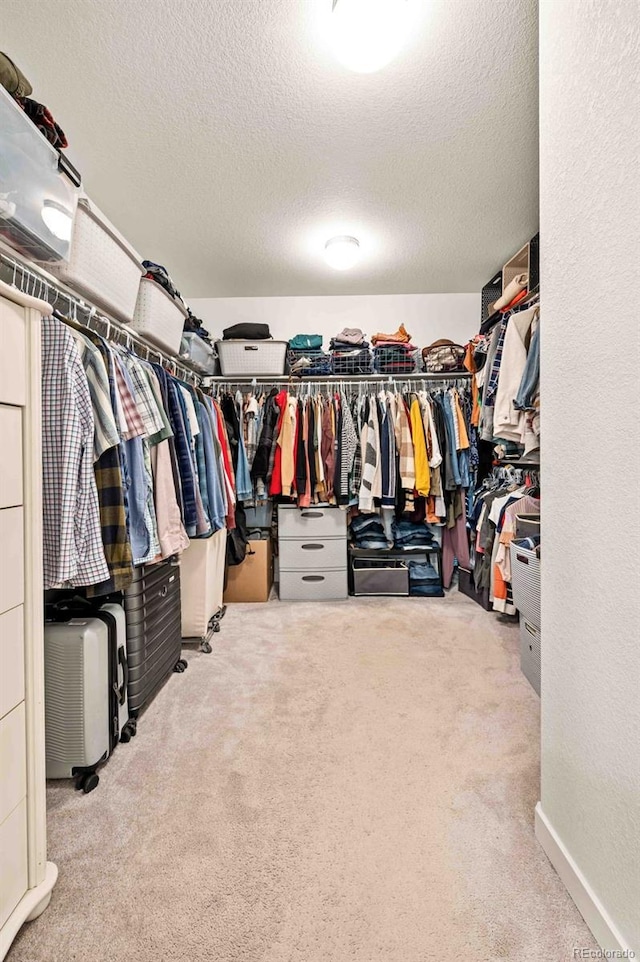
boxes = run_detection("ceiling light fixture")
[329,0,414,74]
[324,235,360,270]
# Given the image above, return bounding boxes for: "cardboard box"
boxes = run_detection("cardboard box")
[223,538,273,603]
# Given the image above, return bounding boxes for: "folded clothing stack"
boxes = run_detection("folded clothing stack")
[184,309,212,345]
[407,558,443,597]
[288,334,332,376]
[350,514,388,550]
[373,342,418,375]
[142,260,186,308]
[330,329,372,375]
[222,322,271,340]
[392,519,434,548]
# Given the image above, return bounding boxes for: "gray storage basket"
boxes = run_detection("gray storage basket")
[353,558,409,597]
[510,541,541,627]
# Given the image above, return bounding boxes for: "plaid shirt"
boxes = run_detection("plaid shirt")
[82,330,134,594]
[395,397,415,491]
[117,351,168,443]
[69,329,120,461]
[113,354,146,440]
[42,318,110,589]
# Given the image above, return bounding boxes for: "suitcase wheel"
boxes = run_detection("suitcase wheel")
[173,658,188,673]
[75,772,99,794]
[201,640,213,654]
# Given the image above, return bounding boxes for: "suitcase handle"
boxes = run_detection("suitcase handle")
[118,647,129,706]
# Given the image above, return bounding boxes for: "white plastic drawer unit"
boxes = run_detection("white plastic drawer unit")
[279,537,347,572]
[279,568,348,602]
[278,505,346,540]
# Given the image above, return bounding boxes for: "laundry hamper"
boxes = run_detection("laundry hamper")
[131,277,188,355]
[179,529,227,651]
[49,195,144,320]
[216,339,288,376]
[510,541,541,627]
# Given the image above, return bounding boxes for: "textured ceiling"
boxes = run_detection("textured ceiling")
[2,0,539,297]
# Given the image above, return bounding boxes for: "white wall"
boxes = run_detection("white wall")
[189,293,479,348]
[538,0,640,953]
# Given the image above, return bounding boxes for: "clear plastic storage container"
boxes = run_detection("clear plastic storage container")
[180,333,218,374]
[0,85,80,262]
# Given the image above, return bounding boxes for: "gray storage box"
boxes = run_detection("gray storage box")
[353,559,409,597]
[520,618,541,695]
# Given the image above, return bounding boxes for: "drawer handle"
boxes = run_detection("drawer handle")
[243,345,259,351]
[301,511,324,519]
[301,543,324,551]
[302,575,325,582]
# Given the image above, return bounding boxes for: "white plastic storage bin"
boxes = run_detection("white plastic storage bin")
[510,541,541,627]
[49,196,144,320]
[0,85,79,263]
[131,277,187,355]
[216,340,287,376]
[180,332,217,374]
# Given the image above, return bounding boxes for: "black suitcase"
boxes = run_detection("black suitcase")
[121,559,187,718]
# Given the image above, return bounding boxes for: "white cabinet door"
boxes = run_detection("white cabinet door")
[0,300,26,408]
[0,606,24,720]
[0,799,28,930]
[0,407,23,510]
[0,508,24,616]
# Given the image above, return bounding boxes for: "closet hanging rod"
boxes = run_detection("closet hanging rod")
[204,372,473,386]
[0,244,201,385]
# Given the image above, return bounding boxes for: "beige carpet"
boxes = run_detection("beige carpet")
[9,593,596,962]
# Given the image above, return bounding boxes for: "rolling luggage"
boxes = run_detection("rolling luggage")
[44,600,132,793]
[121,559,186,718]
[180,529,227,652]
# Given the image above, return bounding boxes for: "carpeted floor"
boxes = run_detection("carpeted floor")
[9,593,596,962]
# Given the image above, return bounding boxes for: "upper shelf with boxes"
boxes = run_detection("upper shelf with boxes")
[0,78,215,375]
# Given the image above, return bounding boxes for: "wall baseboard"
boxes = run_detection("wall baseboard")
[535,803,634,954]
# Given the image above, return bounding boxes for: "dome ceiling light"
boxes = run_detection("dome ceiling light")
[329,0,414,74]
[324,235,361,270]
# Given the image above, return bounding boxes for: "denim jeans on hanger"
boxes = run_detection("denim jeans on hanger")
[513,322,540,411]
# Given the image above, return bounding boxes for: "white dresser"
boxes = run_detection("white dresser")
[0,281,57,960]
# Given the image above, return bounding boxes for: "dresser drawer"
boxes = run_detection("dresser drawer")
[0,797,28,930]
[279,537,347,572]
[0,701,27,825]
[0,606,24,719]
[279,568,348,601]
[278,505,346,540]
[0,507,24,615]
[0,405,23,509]
[0,299,26,407]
